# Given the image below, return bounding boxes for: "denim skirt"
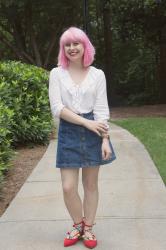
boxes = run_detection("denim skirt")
[56,111,116,168]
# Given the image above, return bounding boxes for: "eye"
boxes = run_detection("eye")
[73,42,79,46]
[65,43,70,47]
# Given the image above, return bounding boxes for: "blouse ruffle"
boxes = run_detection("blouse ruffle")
[57,66,101,113]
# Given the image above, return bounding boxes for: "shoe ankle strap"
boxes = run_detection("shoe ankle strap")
[73,219,84,226]
[84,222,96,228]
[73,220,84,230]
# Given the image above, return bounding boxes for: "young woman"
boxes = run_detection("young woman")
[49,26,116,249]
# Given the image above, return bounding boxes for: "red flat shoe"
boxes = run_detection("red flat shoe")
[82,222,97,249]
[64,219,84,247]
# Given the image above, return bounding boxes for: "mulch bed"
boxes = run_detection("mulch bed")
[0,144,48,216]
[110,104,166,120]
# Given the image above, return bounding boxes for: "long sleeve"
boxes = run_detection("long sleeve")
[48,68,65,118]
[93,70,110,127]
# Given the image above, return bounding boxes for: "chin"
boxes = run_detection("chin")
[71,58,82,62]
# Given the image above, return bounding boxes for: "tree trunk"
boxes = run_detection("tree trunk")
[26,1,42,67]
[158,26,166,103]
[102,0,113,106]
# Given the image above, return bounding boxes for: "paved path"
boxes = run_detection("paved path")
[0,123,166,250]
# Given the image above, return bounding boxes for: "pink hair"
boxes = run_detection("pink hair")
[57,27,95,68]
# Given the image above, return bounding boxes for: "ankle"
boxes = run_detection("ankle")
[73,219,84,231]
[83,220,96,228]
[74,220,83,225]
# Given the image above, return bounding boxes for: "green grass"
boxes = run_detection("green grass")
[112,117,166,185]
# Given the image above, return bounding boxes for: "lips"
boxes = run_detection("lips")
[69,52,78,56]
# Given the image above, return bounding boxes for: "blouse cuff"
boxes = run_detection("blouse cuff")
[52,104,65,118]
[97,119,110,130]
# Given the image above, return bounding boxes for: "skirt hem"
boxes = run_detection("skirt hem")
[56,156,116,168]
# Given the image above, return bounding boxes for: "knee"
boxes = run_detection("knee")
[82,179,98,192]
[62,182,77,195]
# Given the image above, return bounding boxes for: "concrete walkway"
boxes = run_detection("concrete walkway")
[0,123,166,250]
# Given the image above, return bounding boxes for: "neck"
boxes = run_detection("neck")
[68,60,85,70]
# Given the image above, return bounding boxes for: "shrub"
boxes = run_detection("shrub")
[0,60,53,183]
[0,60,52,145]
[0,102,15,182]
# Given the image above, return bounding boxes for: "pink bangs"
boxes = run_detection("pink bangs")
[57,27,95,68]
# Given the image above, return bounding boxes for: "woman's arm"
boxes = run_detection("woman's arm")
[92,70,112,159]
[93,70,110,141]
[60,108,108,136]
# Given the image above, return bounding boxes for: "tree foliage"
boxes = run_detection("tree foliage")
[0,0,166,105]
[0,0,83,68]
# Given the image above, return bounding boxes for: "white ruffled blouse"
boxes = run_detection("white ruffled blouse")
[48,65,110,126]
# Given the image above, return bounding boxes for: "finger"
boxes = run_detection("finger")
[102,149,106,160]
[97,127,108,133]
[109,149,112,155]
[97,122,108,128]
[98,124,108,131]
[95,129,101,137]
[98,122,108,127]
[98,124,108,130]
[106,153,110,160]
[105,151,112,160]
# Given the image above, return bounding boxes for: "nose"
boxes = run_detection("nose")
[69,43,75,50]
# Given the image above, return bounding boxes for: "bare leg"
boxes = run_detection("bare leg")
[60,168,83,224]
[82,166,100,228]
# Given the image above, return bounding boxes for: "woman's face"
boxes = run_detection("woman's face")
[64,41,84,63]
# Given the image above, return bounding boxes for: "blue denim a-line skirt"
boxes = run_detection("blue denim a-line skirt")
[56,111,116,168]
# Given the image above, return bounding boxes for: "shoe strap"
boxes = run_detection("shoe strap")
[73,220,84,232]
[82,229,96,240]
[73,220,83,226]
[84,222,96,228]
[74,220,83,226]
[66,224,82,239]
[67,230,80,239]
[83,222,96,237]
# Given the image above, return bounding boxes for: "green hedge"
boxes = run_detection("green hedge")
[0,102,14,182]
[0,60,53,181]
[0,60,52,144]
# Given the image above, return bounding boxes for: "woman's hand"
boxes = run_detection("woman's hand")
[101,139,112,160]
[83,120,108,136]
